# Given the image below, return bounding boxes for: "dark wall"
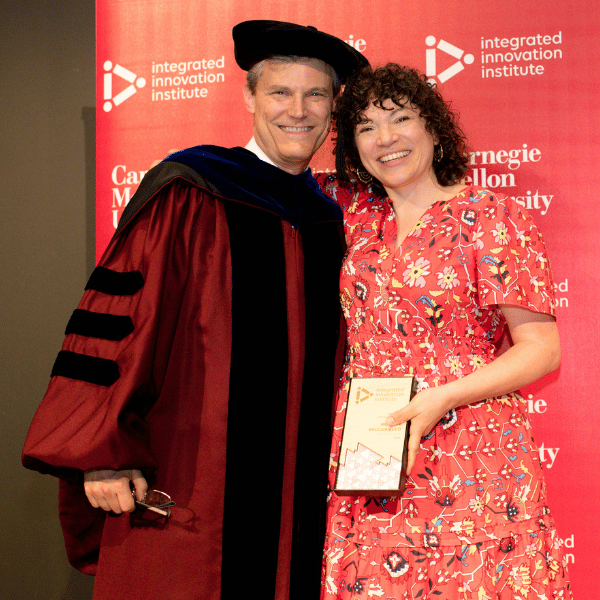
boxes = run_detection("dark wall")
[1,1,96,598]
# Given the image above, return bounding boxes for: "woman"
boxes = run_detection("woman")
[318,64,572,599]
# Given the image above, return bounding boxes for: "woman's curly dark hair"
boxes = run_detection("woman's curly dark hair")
[334,63,469,195]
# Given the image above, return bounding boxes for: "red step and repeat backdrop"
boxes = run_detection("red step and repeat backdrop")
[96,1,599,594]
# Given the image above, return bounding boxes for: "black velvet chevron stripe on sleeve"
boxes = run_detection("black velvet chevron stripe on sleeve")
[51,350,120,386]
[65,309,134,341]
[85,266,144,295]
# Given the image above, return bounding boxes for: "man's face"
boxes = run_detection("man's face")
[243,58,334,175]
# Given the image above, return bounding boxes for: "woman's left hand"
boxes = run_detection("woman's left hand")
[386,386,454,475]
[385,309,560,477]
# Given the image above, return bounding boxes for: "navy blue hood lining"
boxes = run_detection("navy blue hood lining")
[163,146,342,227]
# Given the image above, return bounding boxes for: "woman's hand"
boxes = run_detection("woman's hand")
[385,306,560,477]
[386,386,453,475]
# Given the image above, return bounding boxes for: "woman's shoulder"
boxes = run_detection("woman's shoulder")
[452,186,534,220]
[452,185,505,205]
[315,172,382,212]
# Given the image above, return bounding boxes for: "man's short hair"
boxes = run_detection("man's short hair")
[245,55,341,97]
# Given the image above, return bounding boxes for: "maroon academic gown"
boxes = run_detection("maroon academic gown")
[23,148,345,600]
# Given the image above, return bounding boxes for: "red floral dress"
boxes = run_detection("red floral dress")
[317,178,573,600]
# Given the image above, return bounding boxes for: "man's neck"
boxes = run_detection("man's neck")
[244,137,311,175]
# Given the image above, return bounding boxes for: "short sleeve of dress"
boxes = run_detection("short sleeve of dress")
[473,190,556,316]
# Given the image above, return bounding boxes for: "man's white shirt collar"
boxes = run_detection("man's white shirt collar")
[245,137,277,168]
[244,137,311,175]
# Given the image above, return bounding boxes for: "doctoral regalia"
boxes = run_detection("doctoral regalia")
[23,146,346,600]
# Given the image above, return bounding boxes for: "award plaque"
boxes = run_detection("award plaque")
[335,376,417,496]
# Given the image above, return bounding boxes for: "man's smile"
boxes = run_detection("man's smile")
[279,125,314,132]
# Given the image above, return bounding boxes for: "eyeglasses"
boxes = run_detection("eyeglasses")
[133,489,176,517]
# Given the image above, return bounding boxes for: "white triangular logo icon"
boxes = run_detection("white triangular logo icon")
[426,36,474,84]
[103,61,146,112]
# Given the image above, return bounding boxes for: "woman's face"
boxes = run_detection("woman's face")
[354,98,437,193]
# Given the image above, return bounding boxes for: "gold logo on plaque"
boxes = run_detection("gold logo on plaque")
[355,386,374,403]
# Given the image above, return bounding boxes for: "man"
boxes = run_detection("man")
[23,20,368,600]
